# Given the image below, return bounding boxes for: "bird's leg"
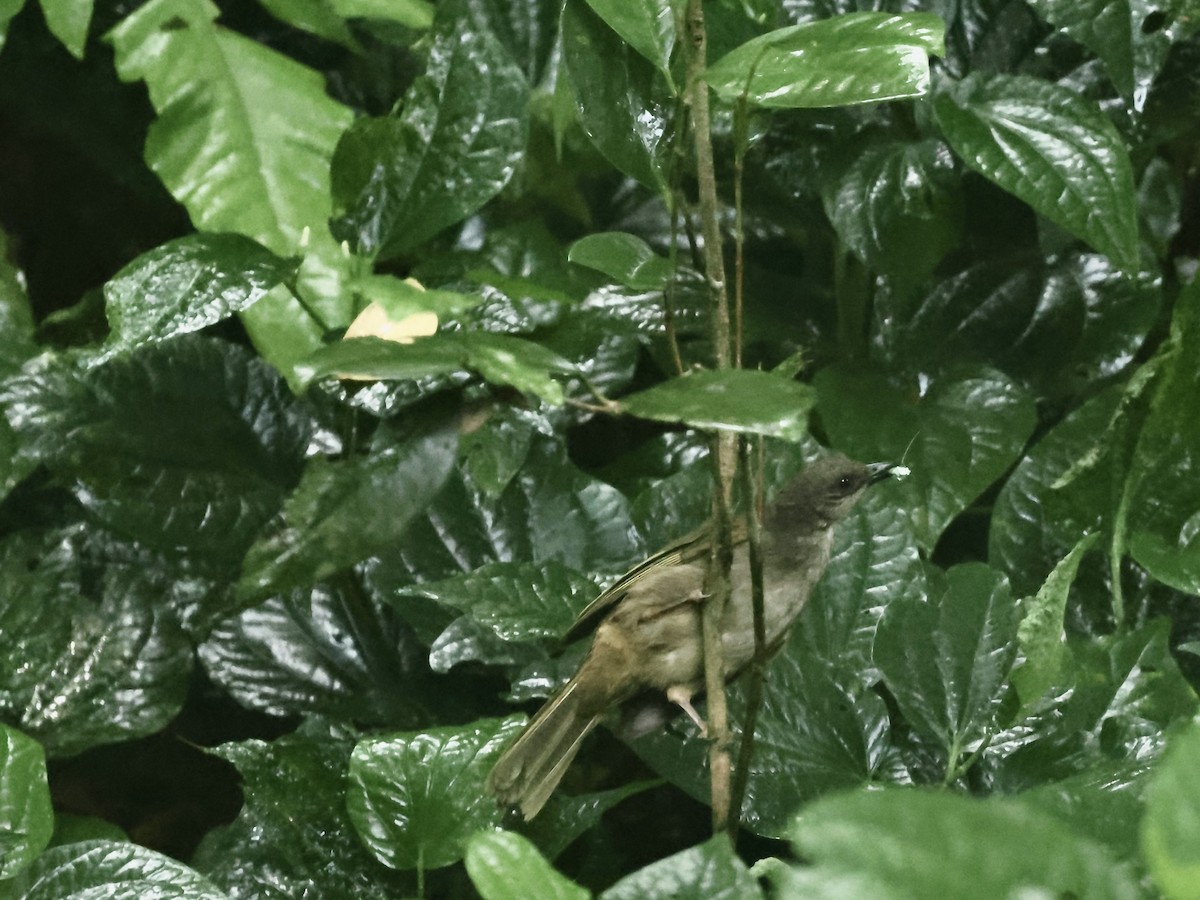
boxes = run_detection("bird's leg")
[666,685,707,737]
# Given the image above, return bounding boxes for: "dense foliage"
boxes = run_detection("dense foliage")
[1,0,1199,897]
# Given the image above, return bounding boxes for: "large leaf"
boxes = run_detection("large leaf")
[1026,0,1184,104]
[1143,721,1200,900]
[103,233,299,353]
[934,73,1140,272]
[1,840,228,900]
[346,716,525,871]
[706,12,944,108]
[874,563,1018,772]
[0,527,192,756]
[568,232,674,291]
[0,725,53,880]
[785,789,1137,899]
[465,830,588,900]
[601,835,761,900]
[107,0,356,373]
[330,12,528,259]
[298,333,575,405]
[199,579,436,725]
[238,425,459,601]
[1125,280,1200,595]
[618,368,816,441]
[40,0,93,59]
[561,0,672,195]
[816,364,1036,549]
[192,721,415,898]
[1,337,313,574]
[820,138,961,292]
[583,0,676,85]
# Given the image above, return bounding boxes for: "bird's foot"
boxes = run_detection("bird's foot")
[666,686,707,738]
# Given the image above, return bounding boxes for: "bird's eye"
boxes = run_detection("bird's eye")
[839,476,852,488]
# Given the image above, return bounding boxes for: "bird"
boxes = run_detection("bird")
[486,453,902,820]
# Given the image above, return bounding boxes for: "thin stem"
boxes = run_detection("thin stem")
[729,436,766,835]
[684,0,736,835]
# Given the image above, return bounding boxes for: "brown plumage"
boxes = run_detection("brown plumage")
[487,454,898,820]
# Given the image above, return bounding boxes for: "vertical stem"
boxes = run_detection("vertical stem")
[729,436,766,836]
[733,99,749,369]
[685,0,736,835]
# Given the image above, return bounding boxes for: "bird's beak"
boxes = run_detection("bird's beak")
[867,462,909,484]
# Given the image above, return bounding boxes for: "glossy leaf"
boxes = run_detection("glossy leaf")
[821,138,961,290]
[1126,279,1200,595]
[400,560,602,644]
[199,580,434,724]
[989,385,1123,596]
[1,337,312,573]
[347,716,525,870]
[330,15,528,259]
[602,835,761,900]
[107,0,355,373]
[193,722,415,898]
[103,233,299,352]
[2,840,228,900]
[1013,534,1100,712]
[298,333,574,405]
[0,527,192,756]
[40,0,93,59]
[238,426,459,601]
[0,724,53,880]
[1143,721,1200,900]
[466,830,588,900]
[561,0,672,195]
[1026,0,1180,104]
[706,12,944,108]
[584,0,676,84]
[875,563,1017,766]
[788,789,1137,899]
[816,364,1036,549]
[934,73,1139,272]
[619,368,815,441]
[568,232,674,290]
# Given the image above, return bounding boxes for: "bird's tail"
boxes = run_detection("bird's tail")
[487,678,600,820]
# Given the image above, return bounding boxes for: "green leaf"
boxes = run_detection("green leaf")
[39,0,93,59]
[401,560,602,643]
[568,232,674,290]
[1026,0,1181,103]
[989,384,1123,596]
[238,426,459,601]
[583,0,676,85]
[0,527,192,756]
[298,333,575,405]
[255,0,360,49]
[107,0,355,373]
[347,716,525,871]
[875,563,1017,769]
[820,138,961,292]
[787,789,1137,899]
[331,0,433,28]
[561,0,672,195]
[1013,534,1101,711]
[465,830,588,900]
[0,0,26,52]
[0,725,53,880]
[619,368,816,441]
[934,73,1140,273]
[103,233,300,352]
[1,337,313,574]
[601,834,762,900]
[1126,278,1200,595]
[330,14,528,259]
[199,580,434,724]
[192,721,415,898]
[706,12,944,108]
[2,840,228,899]
[1143,721,1200,900]
[815,364,1037,549]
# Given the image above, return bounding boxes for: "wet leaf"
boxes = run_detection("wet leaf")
[0,724,53,880]
[466,830,588,900]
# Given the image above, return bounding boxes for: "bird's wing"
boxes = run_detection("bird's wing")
[562,517,749,643]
